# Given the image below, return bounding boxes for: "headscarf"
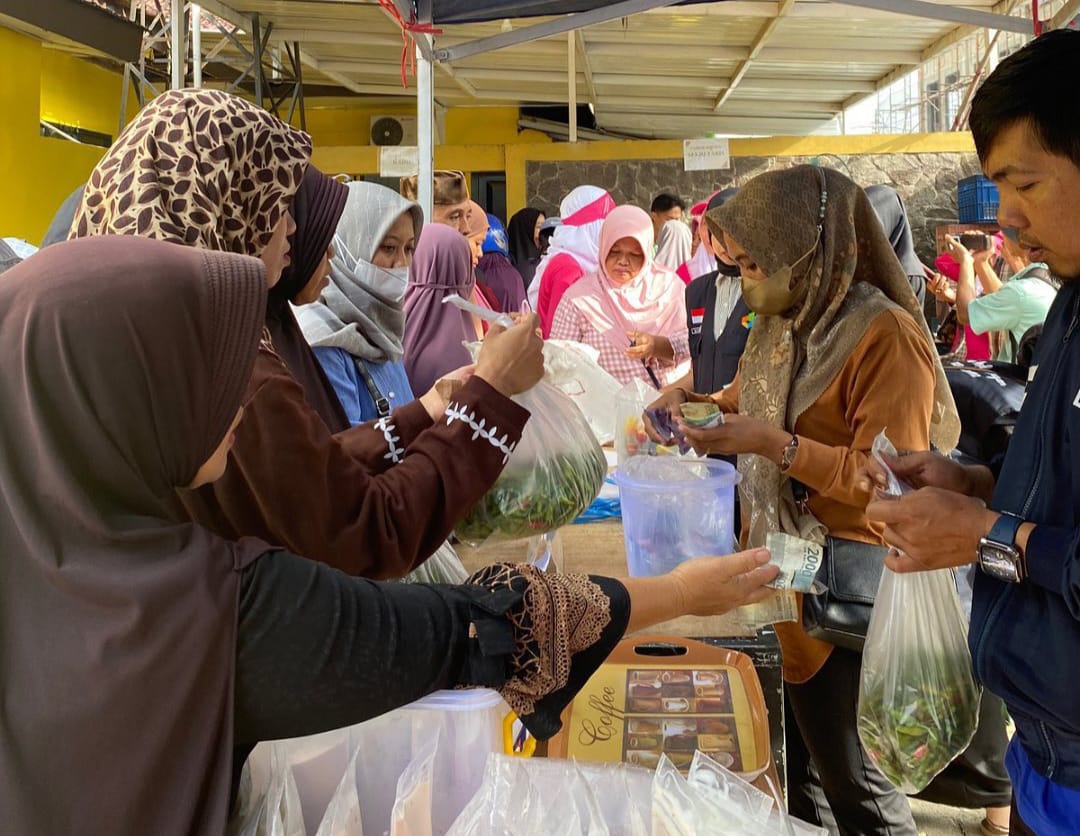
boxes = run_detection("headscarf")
[866,184,928,304]
[403,223,477,395]
[679,193,719,283]
[506,206,544,288]
[655,219,693,271]
[296,181,423,364]
[0,235,269,833]
[706,188,742,278]
[564,205,687,353]
[531,185,615,294]
[478,213,527,313]
[709,166,960,549]
[41,185,85,247]
[71,89,311,257]
[267,165,351,432]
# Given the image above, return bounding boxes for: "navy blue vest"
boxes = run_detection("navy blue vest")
[685,271,752,395]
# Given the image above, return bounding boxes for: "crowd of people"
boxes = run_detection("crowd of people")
[0,25,1078,836]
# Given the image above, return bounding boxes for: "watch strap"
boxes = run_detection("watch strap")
[987,512,1023,548]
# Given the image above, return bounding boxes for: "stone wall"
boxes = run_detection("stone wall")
[526,152,984,265]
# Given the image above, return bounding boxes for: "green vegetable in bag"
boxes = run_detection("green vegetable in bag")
[455,382,607,546]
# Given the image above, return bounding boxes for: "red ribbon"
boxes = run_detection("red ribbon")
[561,193,617,227]
[376,0,444,88]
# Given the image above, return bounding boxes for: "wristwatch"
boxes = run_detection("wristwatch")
[780,435,799,472]
[978,513,1026,583]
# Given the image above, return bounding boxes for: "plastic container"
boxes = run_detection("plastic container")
[243,688,508,835]
[957,175,999,223]
[614,457,741,577]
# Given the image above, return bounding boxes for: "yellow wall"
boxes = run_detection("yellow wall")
[0,26,133,243]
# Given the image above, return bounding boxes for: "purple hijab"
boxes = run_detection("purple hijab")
[403,224,477,395]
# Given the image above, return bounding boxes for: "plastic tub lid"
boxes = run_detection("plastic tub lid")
[613,456,741,490]
[404,688,505,712]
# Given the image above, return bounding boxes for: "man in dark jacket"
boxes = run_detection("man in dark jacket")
[866,29,1080,835]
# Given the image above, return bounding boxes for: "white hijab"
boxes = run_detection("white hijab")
[528,185,612,309]
[654,219,692,271]
[296,182,423,363]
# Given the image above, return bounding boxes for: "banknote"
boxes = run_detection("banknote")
[765,532,826,594]
[707,589,800,636]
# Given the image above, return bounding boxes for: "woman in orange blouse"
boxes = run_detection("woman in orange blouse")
[648,166,960,836]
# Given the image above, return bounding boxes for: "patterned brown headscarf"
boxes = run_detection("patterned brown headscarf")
[71,89,311,256]
[707,166,960,548]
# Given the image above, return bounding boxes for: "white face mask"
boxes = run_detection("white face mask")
[368,264,410,303]
[333,234,409,303]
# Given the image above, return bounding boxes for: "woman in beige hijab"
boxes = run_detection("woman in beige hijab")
[649,165,959,836]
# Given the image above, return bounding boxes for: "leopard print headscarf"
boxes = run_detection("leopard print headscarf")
[708,166,960,549]
[72,89,311,257]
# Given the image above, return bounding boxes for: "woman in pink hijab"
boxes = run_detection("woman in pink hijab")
[550,205,691,387]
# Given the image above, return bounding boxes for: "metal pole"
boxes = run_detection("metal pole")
[568,31,578,143]
[171,0,186,88]
[417,39,435,224]
[252,13,264,107]
[191,3,202,88]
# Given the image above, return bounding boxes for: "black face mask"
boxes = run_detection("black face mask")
[716,259,740,278]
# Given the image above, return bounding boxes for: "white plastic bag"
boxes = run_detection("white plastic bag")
[542,339,623,445]
[454,381,606,546]
[856,432,982,793]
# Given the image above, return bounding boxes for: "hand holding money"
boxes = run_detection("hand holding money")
[765,532,826,594]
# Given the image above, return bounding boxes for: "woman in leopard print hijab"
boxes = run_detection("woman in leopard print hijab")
[72,89,310,257]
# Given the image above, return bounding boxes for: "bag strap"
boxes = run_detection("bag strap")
[354,358,391,418]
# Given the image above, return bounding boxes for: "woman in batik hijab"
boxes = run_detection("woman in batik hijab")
[70,89,547,581]
[651,165,959,836]
[0,234,781,834]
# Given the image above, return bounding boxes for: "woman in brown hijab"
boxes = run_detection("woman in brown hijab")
[71,89,543,579]
[0,236,780,833]
[648,166,960,836]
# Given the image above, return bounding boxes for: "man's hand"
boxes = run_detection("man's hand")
[856,452,996,503]
[945,234,974,267]
[679,413,790,461]
[866,488,999,573]
[928,273,957,304]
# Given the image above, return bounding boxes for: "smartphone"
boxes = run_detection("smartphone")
[960,232,992,252]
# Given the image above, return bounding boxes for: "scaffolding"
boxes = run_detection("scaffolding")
[854,0,1076,134]
[118,0,307,133]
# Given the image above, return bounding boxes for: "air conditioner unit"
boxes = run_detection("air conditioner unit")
[370,115,417,147]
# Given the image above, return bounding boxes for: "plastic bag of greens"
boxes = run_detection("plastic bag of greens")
[856,431,981,793]
[454,381,606,547]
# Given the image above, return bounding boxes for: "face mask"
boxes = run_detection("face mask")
[368,265,410,303]
[740,236,819,317]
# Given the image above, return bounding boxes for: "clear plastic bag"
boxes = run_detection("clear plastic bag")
[856,432,982,793]
[454,381,606,547]
[390,738,437,836]
[400,541,469,584]
[232,745,306,836]
[615,379,661,465]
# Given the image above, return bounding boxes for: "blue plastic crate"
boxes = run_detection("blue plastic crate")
[957,175,999,223]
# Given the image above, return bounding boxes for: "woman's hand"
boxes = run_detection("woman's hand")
[474,315,545,397]
[623,549,780,631]
[927,273,956,304]
[626,331,674,362]
[643,388,688,443]
[670,549,780,616]
[678,413,790,460]
[420,365,475,421]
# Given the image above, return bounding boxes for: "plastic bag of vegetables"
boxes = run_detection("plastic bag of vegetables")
[454,381,607,547]
[856,433,981,793]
